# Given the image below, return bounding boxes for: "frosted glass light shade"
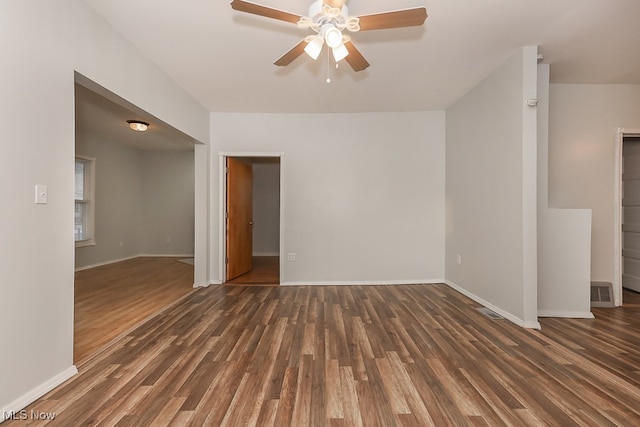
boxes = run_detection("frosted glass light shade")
[127,120,149,132]
[332,43,348,62]
[324,26,342,48]
[304,36,324,60]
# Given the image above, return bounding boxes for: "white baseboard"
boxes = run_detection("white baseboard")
[1,365,77,422]
[75,254,195,272]
[253,252,279,257]
[522,320,543,329]
[192,280,222,288]
[538,310,595,319]
[281,279,443,286]
[75,255,138,272]
[193,280,221,288]
[444,280,541,330]
[137,253,194,258]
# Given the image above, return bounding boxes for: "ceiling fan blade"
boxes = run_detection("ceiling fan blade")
[343,40,370,72]
[230,0,302,24]
[274,40,308,66]
[357,7,428,31]
[324,0,345,8]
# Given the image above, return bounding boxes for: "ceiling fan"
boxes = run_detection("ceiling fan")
[230,0,428,72]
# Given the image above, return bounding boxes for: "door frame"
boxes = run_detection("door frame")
[218,152,285,284]
[614,128,640,306]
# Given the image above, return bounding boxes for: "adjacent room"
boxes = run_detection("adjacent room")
[73,82,197,363]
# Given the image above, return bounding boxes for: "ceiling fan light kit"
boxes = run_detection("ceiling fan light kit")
[230,0,428,73]
[304,35,324,60]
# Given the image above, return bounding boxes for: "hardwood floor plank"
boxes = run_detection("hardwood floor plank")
[9,284,640,426]
[325,359,344,420]
[74,257,195,364]
[273,366,298,426]
[339,366,363,427]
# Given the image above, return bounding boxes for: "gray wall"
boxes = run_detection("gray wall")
[140,150,195,257]
[548,84,640,292]
[0,0,208,413]
[75,133,195,269]
[537,65,593,318]
[252,160,280,256]
[75,130,142,267]
[445,47,539,326]
[210,111,446,284]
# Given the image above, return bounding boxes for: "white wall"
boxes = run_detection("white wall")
[75,130,142,268]
[537,65,593,317]
[211,112,446,285]
[445,47,539,327]
[0,0,208,416]
[252,160,280,256]
[548,84,640,290]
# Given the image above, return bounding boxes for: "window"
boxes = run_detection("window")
[75,156,95,247]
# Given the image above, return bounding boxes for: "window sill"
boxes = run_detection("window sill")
[75,239,96,248]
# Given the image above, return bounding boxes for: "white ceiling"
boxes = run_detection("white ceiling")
[75,81,198,150]
[82,0,640,115]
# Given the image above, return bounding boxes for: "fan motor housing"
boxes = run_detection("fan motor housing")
[308,0,349,25]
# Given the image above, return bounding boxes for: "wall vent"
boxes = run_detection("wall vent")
[476,307,504,320]
[591,281,614,307]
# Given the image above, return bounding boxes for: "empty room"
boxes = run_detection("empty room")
[2,0,640,425]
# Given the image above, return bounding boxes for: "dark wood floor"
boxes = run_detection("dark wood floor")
[10,285,640,425]
[74,257,195,364]
[227,256,279,285]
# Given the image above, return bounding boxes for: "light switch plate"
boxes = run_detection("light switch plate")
[35,185,48,204]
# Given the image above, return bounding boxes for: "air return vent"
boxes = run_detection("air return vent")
[591,281,614,308]
[476,307,504,320]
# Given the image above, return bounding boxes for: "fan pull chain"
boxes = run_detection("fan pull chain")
[326,48,331,83]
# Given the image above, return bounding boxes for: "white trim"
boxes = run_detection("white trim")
[193,281,220,288]
[218,152,286,284]
[253,252,280,257]
[523,321,542,329]
[75,238,96,248]
[281,279,443,286]
[74,255,138,271]
[75,155,96,247]
[136,253,195,258]
[614,128,640,307]
[444,280,541,329]
[218,154,226,283]
[75,254,195,272]
[1,366,77,422]
[538,310,595,319]
[193,281,211,288]
[279,155,286,285]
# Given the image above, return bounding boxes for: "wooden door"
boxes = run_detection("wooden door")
[226,157,253,281]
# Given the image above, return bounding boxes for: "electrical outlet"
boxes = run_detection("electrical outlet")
[166,236,172,243]
[287,253,296,261]
[457,254,462,265]
[119,241,124,247]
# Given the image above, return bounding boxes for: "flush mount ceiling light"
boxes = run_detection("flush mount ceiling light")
[230,0,428,73]
[127,120,149,132]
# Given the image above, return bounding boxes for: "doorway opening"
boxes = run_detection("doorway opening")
[615,128,640,306]
[73,74,199,363]
[220,153,283,285]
